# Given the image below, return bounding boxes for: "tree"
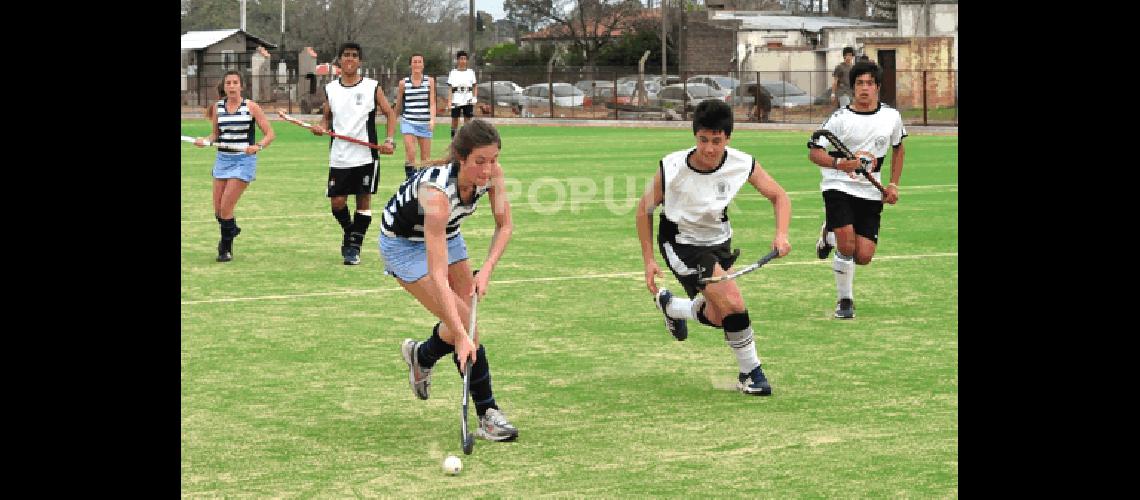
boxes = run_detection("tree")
[511,0,645,71]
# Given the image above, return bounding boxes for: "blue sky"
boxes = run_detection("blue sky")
[475,0,505,20]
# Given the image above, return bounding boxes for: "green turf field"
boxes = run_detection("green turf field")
[181,121,957,497]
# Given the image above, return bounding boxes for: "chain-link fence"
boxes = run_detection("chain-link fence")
[182,66,957,126]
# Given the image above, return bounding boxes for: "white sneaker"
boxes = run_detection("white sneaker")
[475,408,519,441]
[400,339,432,400]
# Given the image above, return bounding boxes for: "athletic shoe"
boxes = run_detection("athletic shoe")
[816,222,832,260]
[737,366,773,396]
[476,408,519,442]
[654,289,688,341]
[834,298,855,319]
[400,339,432,400]
[343,245,361,265]
[216,239,233,262]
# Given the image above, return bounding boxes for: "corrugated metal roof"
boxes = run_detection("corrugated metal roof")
[181,29,278,50]
[710,12,893,32]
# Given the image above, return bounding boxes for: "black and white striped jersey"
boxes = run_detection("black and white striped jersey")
[214,99,254,155]
[380,163,490,241]
[324,77,380,168]
[401,74,433,123]
[658,147,754,247]
[807,103,907,201]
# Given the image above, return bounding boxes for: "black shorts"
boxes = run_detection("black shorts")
[451,104,474,118]
[822,189,883,243]
[326,161,379,197]
[657,239,740,298]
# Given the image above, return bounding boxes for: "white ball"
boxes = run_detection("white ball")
[442,455,463,475]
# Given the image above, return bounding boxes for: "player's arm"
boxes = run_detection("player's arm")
[448,72,456,107]
[197,103,219,146]
[246,101,276,154]
[884,142,905,204]
[428,77,437,128]
[375,85,397,152]
[477,163,514,298]
[421,185,472,347]
[393,79,406,117]
[748,161,792,257]
[636,169,665,294]
[808,136,858,173]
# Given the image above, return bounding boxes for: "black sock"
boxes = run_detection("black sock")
[348,212,371,248]
[416,323,454,369]
[453,344,497,417]
[332,206,353,237]
[404,162,416,179]
[219,218,240,240]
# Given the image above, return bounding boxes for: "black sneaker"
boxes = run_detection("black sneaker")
[816,222,833,260]
[216,239,233,262]
[737,366,772,396]
[654,289,688,341]
[343,245,361,265]
[834,298,855,319]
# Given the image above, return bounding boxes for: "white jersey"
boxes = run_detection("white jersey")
[659,146,755,246]
[447,68,477,107]
[324,77,380,168]
[809,103,907,201]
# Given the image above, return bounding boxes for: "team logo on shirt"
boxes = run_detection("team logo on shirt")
[715,180,728,200]
[874,136,888,150]
[355,93,364,106]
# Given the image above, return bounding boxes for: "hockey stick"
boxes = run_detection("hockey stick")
[810,129,887,195]
[459,291,479,455]
[699,248,781,284]
[275,110,393,154]
[180,135,247,153]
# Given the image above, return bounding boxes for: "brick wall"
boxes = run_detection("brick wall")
[680,12,740,74]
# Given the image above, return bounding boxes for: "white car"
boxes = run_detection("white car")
[521,83,585,107]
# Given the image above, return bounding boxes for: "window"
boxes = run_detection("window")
[222,50,237,71]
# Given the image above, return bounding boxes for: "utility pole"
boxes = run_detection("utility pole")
[661,0,667,81]
[240,0,247,31]
[469,0,476,66]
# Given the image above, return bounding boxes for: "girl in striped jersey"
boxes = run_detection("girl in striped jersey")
[386,119,519,442]
[193,71,275,262]
[394,54,437,179]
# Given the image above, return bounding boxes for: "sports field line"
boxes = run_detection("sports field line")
[180,184,958,223]
[181,252,957,305]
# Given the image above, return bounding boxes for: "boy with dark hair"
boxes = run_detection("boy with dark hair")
[635,99,792,396]
[809,61,907,319]
[447,50,478,139]
[309,42,398,265]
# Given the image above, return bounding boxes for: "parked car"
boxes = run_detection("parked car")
[687,74,741,93]
[655,83,729,112]
[477,81,524,106]
[767,80,814,108]
[813,87,834,105]
[520,83,585,107]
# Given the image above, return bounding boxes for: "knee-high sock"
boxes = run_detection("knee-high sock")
[416,323,454,369]
[348,210,372,248]
[332,206,353,234]
[834,249,855,300]
[453,344,497,417]
[723,311,761,374]
[219,217,240,240]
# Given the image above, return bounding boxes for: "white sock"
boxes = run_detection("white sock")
[725,326,761,374]
[834,250,855,300]
[826,231,837,247]
[665,295,699,319]
[356,210,372,216]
